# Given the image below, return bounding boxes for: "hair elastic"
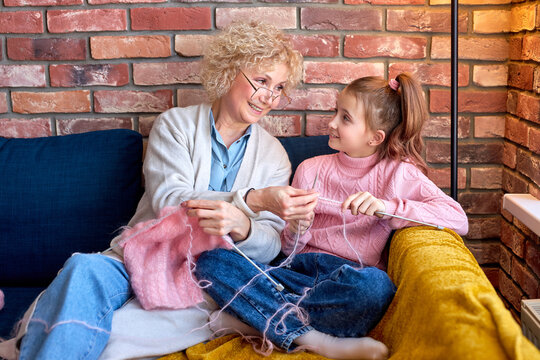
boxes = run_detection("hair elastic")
[389,79,399,91]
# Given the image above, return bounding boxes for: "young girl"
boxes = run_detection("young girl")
[194,73,469,360]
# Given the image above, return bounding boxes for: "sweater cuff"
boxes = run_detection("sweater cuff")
[232,188,258,218]
[381,199,398,220]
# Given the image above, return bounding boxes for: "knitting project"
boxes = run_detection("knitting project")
[120,206,232,310]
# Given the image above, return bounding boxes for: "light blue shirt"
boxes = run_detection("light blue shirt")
[208,111,251,192]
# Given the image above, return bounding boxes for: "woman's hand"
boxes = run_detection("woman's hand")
[287,211,315,235]
[342,191,385,217]
[182,200,251,242]
[246,186,319,221]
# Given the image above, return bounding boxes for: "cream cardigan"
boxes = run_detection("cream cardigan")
[109,103,292,264]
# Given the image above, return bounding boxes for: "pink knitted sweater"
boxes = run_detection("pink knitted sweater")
[281,152,469,268]
[120,206,232,310]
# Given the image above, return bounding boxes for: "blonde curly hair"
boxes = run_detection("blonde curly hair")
[200,21,303,102]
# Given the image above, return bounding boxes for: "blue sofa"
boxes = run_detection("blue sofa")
[0,129,335,339]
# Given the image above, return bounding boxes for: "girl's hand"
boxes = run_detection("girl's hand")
[342,191,385,218]
[288,211,315,235]
[246,186,319,221]
[182,200,251,242]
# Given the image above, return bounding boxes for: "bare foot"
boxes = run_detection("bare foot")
[294,329,388,360]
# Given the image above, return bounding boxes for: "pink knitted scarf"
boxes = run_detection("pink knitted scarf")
[120,206,232,310]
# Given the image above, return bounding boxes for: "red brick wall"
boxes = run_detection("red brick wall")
[0,0,538,314]
[499,0,540,318]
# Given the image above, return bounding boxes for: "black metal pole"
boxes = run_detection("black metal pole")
[450,0,458,200]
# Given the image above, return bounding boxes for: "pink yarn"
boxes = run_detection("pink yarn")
[120,206,232,310]
[0,289,4,310]
[389,78,399,91]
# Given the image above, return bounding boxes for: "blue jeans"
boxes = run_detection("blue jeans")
[195,249,396,351]
[19,253,132,360]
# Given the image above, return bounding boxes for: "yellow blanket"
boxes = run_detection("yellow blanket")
[370,226,539,360]
[159,227,540,360]
[159,335,328,360]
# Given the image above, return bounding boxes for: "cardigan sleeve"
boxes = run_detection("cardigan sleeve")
[232,135,291,264]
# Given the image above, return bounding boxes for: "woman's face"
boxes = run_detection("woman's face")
[328,90,379,158]
[219,63,290,127]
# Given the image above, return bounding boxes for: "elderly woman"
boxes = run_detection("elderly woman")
[9,22,317,360]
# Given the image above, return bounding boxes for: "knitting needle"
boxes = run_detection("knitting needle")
[374,211,445,230]
[228,242,284,291]
[321,196,445,230]
[311,173,319,190]
[290,174,319,235]
[298,173,318,233]
[226,176,320,292]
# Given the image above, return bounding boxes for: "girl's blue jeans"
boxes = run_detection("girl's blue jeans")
[19,253,132,360]
[195,249,396,351]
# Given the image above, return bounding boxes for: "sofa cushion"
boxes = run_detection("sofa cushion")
[279,135,336,178]
[0,129,143,286]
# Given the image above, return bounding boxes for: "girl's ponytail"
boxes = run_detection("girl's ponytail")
[345,73,428,172]
[383,73,428,173]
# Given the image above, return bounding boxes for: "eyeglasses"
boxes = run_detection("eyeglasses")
[240,71,292,110]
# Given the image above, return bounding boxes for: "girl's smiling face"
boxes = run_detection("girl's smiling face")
[328,90,384,158]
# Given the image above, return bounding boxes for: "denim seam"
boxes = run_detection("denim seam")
[280,324,313,351]
[238,289,286,332]
[313,253,321,285]
[237,276,305,349]
[82,290,132,360]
